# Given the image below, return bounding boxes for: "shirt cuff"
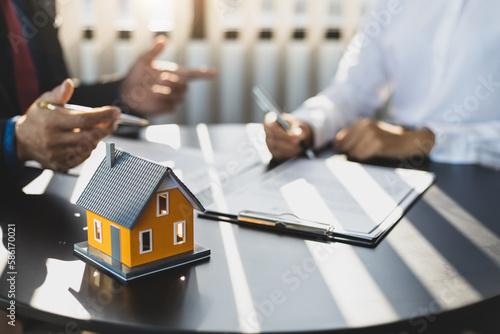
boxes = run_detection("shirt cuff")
[292,95,348,149]
[424,121,477,164]
[3,116,23,171]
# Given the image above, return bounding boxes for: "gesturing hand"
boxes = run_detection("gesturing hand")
[335,118,435,161]
[15,79,121,172]
[121,36,217,115]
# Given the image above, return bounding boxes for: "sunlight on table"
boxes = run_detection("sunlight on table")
[143,124,182,149]
[197,123,261,332]
[29,259,90,319]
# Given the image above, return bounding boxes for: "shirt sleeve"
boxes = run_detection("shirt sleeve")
[1,116,22,174]
[425,120,500,169]
[292,3,392,149]
[2,116,22,171]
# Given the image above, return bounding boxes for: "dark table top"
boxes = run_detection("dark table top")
[1,124,500,333]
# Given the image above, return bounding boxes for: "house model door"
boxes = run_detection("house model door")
[110,225,121,262]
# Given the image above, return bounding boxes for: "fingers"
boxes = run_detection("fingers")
[335,118,401,161]
[39,78,75,106]
[264,113,305,161]
[335,119,372,160]
[154,69,208,96]
[335,124,359,154]
[42,145,93,172]
[53,106,121,130]
[343,134,380,161]
[16,86,121,171]
[140,35,167,64]
[21,132,99,172]
[283,114,310,144]
[122,40,216,115]
[34,78,120,130]
[156,72,188,96]
[158,71,187,86]
[48,122,117,148]
[132,71,188,113]
[146,70,188,103]
[176,66,218,80]
[153,60,217,81]
[35,125,114,172]
[34,124,115,171]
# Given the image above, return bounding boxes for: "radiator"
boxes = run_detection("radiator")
[57,0,366,125]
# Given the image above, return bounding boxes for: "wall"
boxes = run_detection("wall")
[56,0,367,125]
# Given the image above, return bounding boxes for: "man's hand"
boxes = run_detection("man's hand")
[263,112,313,161]
[335,118,435,161]
[121,36,217,115]
[15,79,121,172]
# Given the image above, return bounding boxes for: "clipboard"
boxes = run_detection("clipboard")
[198,155,436,247]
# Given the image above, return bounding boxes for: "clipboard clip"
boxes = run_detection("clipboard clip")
[238,210,335,238]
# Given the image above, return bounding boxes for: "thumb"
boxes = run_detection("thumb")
[42,78,74,105]
[290,125,305,144]
[141,35,167,64]
[334,128,347,147]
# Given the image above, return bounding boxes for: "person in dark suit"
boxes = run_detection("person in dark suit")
[0,0,215,173]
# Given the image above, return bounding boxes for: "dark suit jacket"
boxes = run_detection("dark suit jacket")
[1,0,122,173]
[0,0,122,117]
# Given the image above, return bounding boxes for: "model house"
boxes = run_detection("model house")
[75,143,208,275]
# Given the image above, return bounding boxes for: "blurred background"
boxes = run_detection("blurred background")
[56,0,368,125]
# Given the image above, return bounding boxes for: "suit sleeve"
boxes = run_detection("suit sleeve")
[292,4,392,149]
[70,80,123,108]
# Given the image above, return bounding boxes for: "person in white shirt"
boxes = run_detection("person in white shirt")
[264,0,500,168]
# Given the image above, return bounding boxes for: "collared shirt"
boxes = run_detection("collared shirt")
[293,0,500,168]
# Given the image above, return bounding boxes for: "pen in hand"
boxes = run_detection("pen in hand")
[38,101,150,127]
[252,86,315,159]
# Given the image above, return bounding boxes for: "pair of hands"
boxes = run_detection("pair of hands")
[264,114,435,162]
[15,36,216,172]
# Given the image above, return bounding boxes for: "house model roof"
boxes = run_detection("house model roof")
[76,146,205,230]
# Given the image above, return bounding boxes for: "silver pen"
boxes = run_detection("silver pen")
[38,101,149,127]
[238,210,334,238]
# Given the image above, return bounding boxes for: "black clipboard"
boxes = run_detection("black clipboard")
[197,156,435,248]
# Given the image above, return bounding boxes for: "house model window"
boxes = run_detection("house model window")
[157,192,169,217]
[174,221,186,245]
[140,229,153,254]
[94,219,102,243]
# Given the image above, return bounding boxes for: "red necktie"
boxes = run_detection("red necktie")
[1,0,40,113]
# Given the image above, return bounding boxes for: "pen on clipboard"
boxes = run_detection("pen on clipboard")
[252,86,315,159]
[200,210,335,239]
[38,101,149,127]
[239,211,334,237]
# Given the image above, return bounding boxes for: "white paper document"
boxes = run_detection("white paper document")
[208,155,435,241]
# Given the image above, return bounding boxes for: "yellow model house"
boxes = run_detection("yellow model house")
[75,143,209,280]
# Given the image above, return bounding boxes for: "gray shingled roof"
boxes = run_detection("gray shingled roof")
[76,148,204,230]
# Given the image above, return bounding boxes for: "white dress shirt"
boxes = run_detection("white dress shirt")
[293,0,500,168]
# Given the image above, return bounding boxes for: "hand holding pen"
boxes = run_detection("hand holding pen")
[254,86,315,161]
[38,101,149,127]
[15,79,122,172]
[264,112,315,161]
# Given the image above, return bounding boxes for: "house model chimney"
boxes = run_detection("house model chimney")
[106,142,116,168]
